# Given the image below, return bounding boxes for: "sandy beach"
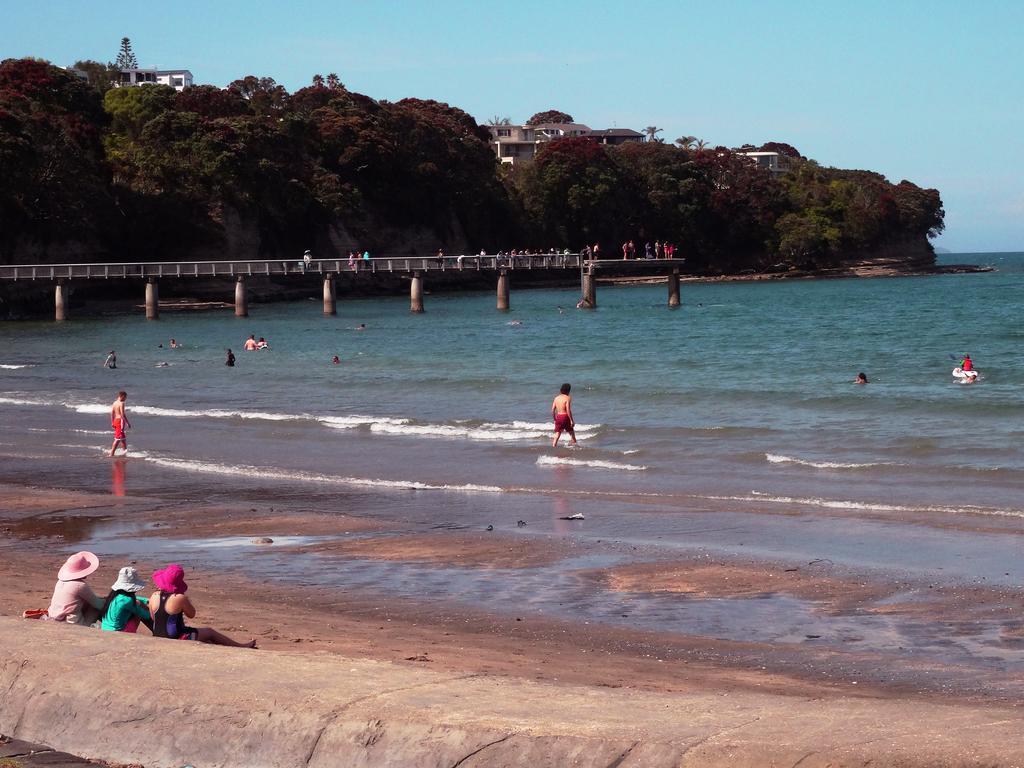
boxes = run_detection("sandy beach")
[2,478,1024,765]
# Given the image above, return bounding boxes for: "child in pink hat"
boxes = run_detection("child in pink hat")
[148,564,256,648]
[46,551,105,625]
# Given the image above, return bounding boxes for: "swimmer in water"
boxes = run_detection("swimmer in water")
[169,339,178,349]
[103,350,117,369]
[225,349,235,367]
[355,323,366,331]
[243,335,257,351]
[854,372,868,384]
[331,355,340,365]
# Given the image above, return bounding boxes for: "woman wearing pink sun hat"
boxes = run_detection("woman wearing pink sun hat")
[148,564,256,648]
[46,551,105,625]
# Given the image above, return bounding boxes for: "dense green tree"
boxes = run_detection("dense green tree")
[526,110,573,125]
[0,58,112,260]
[104,84,176,141]
[71,59,120,94]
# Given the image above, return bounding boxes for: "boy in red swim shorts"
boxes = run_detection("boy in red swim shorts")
[551,383,577,447]
[109,390,131,457]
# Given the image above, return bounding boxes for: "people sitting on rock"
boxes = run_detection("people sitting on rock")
[148,564,256,648]
[46,551,105,625]
[99,566,153,633]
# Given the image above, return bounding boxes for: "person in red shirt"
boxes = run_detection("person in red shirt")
[961,355,973,372]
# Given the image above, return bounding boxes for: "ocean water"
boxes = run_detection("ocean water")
[1,252,1022,523]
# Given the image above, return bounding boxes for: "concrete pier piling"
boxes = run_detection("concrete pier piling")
[54,281,68,322]
[580,272,597,309]
[410,271,424,313]
[234,276,248,318]
[145,278,159,320]
[323,274,337,316]
[496,269,510,311]
[668,268,680,308]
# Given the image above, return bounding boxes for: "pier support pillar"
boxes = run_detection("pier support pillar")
[579,272,597,309]
[410,271,424,313]
[323,274,337,316]
[145,278,159,320]
[668,268,680,308]
[496,269,510,311]
[55,281,68,322]
[234,276,248,318]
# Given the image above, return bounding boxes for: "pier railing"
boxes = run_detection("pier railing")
[0,254,583,281]
[1,253,687,320]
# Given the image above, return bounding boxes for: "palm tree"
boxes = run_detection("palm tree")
[644,126,663,143]
[694,138,708,151]
[487,115,512,126]
[675,135,696,150]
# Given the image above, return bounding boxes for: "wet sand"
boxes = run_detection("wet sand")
[2,480,1023,709]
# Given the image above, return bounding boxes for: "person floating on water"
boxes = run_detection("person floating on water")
[243,335,257,351]
[855,372,868,384]
[225,349,235,367]
[109,390,130,457]
[169,339,179,349]
[256,337,269,350]
[551,383,577,448]
[331,355,340,365]
[103,350,117,369]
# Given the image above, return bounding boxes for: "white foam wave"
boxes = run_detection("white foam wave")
[765,453,895,470]
[536,455,647,471]
[703,492,1024,519]
[10,395,602,445]
[0,364,34,369]
[0,396,51,406]
[318,415,410,429]
[71,403,110,414]
[140,455,503,494]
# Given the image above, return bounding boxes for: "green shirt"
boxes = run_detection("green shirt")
[100,593,150,631]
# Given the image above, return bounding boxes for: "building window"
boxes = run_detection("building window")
[497,129,511,137]
[172,77,183,87]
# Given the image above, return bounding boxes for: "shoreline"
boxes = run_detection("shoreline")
[1,480,1022,700]
[3,480,1024,765]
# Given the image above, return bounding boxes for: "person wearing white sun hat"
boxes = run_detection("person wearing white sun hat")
[45,551,104,625]
[99,566,153,633]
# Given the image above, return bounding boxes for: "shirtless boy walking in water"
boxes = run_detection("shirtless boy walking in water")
[109,391,131,457]
[551,383,577,447]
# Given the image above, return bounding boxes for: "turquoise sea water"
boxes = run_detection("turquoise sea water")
[1,252,1022,520]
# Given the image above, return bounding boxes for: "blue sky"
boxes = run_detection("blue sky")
[3,0,1022,251]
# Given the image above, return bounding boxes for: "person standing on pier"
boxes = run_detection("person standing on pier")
[551,383,578,448]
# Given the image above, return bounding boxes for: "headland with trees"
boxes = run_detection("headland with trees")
[0,53,945,284]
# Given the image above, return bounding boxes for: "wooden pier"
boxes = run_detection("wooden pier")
[0,254,686,320]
